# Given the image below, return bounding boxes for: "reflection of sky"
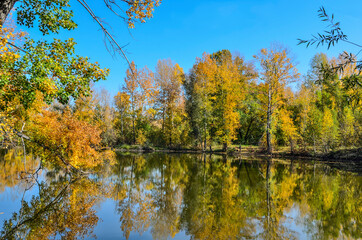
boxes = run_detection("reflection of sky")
[93,198,188,240]
[283,204,310,240]
[0,172,44,226]
[249,204,311,239]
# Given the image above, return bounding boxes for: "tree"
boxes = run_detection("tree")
[278,108,299,153]
[237,80,264,145]
[28,106,115,171]
[154,59,185,146]
[320,108,339,152]
[210,50,254,151]
[114,62,156,145]
[254,46,299,154]
[114,91,131,144]
[1,0,161,72]
[0,0,161,112]
[0,14,109,156]
[0,0,161,28]
[1,0,160,170]
[186,50,255,151]
[185,53,218,150]
[123,62,143,144]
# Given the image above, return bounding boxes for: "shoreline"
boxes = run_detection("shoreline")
[114,146,362,174]
[114,146,362,161]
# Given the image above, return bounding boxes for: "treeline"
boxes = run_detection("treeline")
[86,47,361,153]
[1,42,361,164]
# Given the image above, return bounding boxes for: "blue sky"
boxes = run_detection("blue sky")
[22,0,362,96]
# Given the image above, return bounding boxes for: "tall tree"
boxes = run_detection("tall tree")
[185,53,217,150]
[210,50,253,151]
[114,91,131,144]
[154,59,185,146]
[254,46,299,154]
[123,62,142,144]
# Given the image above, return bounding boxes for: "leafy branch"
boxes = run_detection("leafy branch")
[298,7,362,80]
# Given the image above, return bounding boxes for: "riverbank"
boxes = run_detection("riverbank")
[114,145,361,161]
[114,145,362,174]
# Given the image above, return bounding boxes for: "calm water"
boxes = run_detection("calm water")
[0,150,361,239]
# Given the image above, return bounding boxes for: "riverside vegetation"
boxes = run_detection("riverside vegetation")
[1,18,361,173]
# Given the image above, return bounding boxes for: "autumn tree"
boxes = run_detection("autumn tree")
[74,88,117,147]
[185,50,255,151]
[185,53,217,150]
[237,79,264,145]
[96,88,117,146]
[28,106,115,171]
[123,62,142,144]
[254,46,299,154]
[114,62,156,145]
[114,91,131,144]
[154,59,187,146]
[0,17,28,146]
[0,0,161,169]
[0,14,109,166]
[278,108,299,153]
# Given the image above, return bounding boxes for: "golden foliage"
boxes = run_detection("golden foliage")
[28,107,114,169]
[126,0,162,28]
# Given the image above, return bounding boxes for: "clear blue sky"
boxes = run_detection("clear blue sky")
[22,0,362,96]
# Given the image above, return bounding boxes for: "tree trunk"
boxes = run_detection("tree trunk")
[121,114,124,144]
[266,89,272,154]
[0,0,16,25]
[243,117,254,144]
[132,116,136,145]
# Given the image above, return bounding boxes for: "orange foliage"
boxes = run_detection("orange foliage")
[29,107,113,169]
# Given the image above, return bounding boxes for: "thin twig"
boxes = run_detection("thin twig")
[76,0,135,75]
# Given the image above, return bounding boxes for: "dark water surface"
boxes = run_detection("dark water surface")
[0,150,361,239]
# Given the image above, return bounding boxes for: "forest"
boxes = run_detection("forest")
[0,0,361,172]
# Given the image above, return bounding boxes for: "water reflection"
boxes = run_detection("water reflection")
[0,152,361,239]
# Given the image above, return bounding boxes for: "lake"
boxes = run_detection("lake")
[0,150,361,239]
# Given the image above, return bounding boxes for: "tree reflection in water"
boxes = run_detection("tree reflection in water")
[0,151,361,239]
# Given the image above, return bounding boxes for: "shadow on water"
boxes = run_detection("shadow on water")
[0,150,361,239]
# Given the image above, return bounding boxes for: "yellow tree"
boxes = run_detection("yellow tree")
[278,108,299,153]
[117,62,156,145]
[187,52,218,150]
[154,59,185,146]
[210,50,253,151]
[0,16,27,146]
[294,83,322,153]
[122,61,142,144]
[28,107,115,171]
[254,46,299,154]
[114,91,131,144]
[320,108,338,152]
